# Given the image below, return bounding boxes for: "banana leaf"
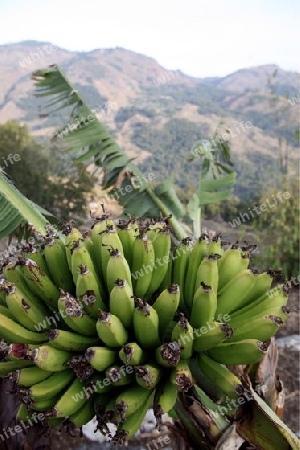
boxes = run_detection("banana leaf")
[32,66,188,240]
[0,169,49,239]
[187,172,236,235]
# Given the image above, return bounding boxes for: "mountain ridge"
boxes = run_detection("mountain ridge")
[0,41,298,200]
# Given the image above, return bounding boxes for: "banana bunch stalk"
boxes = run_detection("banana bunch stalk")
[0,215,298,449]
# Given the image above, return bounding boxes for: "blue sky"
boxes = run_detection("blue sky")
[0,0,299,77]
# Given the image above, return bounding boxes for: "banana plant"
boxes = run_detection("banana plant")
[0,65,297,450]
[31,65,189,240]
[187,126,236,236]
[29,66,299,450]
[31,65,236,241]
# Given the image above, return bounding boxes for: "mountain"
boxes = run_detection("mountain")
[0,40,299,200]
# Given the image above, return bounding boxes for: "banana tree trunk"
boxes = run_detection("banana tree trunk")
[170,339,299,450]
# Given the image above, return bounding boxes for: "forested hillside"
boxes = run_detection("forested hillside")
[0,40,299,204]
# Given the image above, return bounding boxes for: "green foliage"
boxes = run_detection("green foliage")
[32,65,189,239]
[0,168,49,240]
[73,83,108,110]
[147,83,231,116]
[0,120,94,221]
[115,106,156,125]
[0,120,51,207]
[133,118,204,188]
[46,162,96,220]
[134,118,278,202]
[253,182,300,279]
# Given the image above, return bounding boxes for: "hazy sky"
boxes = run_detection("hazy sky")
[1,0,299,77]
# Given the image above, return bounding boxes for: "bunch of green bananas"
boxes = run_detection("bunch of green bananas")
[0,216,290,445]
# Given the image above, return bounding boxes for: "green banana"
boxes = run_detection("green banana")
[170,360,194,392]
[117,220,136,267]
[16,403,35,423]
[13,366,52,387]
[30,393,62,412]
[146,220,165,241]
[76,264,106,318]
[114,384,153,419]
[227,314,286,343]
[47,417,65,428]
[101,225,124,281]
[65,354,95,381]
[215,269,257,316]
[47,329,99,351]
[2,262,38,301]
[229,284,289,321]
[109,278,134,328]
[91,214,114,279]
[85,346,117,371]
[153,375,178,422]
[0,360,34,376]
[240,252,250,270]
[32,345,73,372]
[106,365,134,387]
[49,377,86,418]
[158,254,173,292]
[104,395,123,427]
[0,215,295,439]
[172,237,193,312]
[133,298,160,349]
[171,313,194,359]
[131,233,155,298]
[190,282,217,329]
[58,291,97,336]
[70,240,97,285]
[94,391,112,415]
[18,259,60,310]
[229,304,289,326]
[207,234,224,256]
[43,237,74,293]
[28,370,74,401]
[155,342,181,368]
[208,339,269,365]
[193,322,233,352]
[96,311,128,347]
[236,271,275,308]
[82,234,99,269]
[0,279,7,306]
[112,390,155,444]
[0,314,47,344]
[194,254,220,298]
[152,283,180,336]
[197,353,241,399]
[63,223,84,268]
[22,243,50,276]
[217,243,243,290]
[0,304,15,320]
[106,248,132,294]
[135,363,162,389]
[184,234,208,309]
[119,342,147,365]
[84,373,113,398]
[68,399,95,429]
[145,228,172,299]
[4,283,50,332]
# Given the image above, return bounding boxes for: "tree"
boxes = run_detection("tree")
[0,120,95,221]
